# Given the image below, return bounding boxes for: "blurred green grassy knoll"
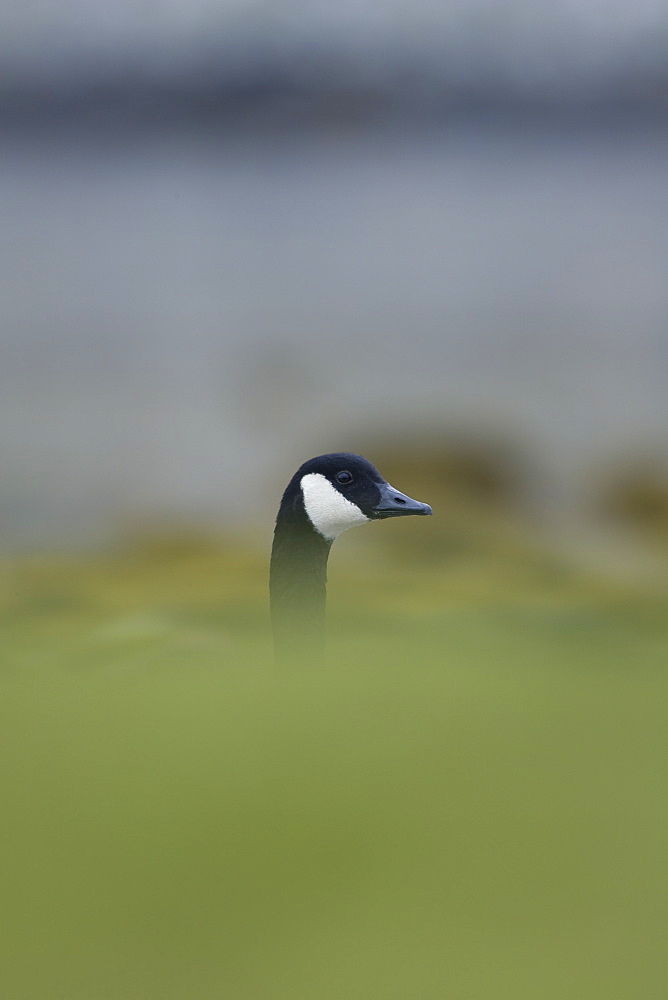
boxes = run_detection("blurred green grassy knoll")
[1,530,667,999]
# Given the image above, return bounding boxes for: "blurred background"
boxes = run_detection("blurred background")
[2,0,668,556]
[2,3,668,998]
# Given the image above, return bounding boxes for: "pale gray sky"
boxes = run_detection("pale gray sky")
[2,0,666,97]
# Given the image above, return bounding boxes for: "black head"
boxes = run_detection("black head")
[280,452,432,541]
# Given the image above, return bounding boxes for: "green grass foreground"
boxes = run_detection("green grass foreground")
[1,538,667,998]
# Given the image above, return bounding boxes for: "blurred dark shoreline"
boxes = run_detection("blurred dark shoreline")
[1,81,666,140]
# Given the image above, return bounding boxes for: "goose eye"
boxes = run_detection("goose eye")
[335,470,353,485]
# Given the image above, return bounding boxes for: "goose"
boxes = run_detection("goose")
[270,453,432,663]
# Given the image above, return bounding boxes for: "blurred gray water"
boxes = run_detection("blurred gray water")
[1,121,667,549]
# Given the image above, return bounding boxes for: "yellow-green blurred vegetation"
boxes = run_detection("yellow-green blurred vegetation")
[2,449,668,999]
[599,459,668,545]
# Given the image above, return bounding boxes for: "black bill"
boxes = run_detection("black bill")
[372,482,433,518]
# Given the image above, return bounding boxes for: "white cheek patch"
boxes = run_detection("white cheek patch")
[300,473,370,540]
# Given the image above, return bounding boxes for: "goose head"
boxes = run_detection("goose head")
[281,452,432,542]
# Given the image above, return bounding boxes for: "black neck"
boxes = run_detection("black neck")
[270,496,332,666]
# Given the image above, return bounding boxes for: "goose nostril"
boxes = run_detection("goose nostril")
[394,497,406,504]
